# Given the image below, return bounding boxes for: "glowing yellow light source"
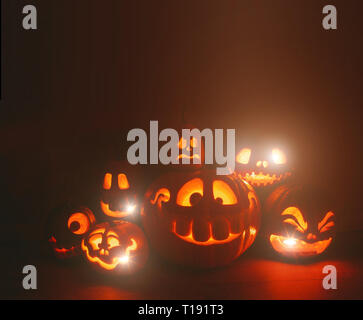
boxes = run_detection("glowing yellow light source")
[126,204,136,213]
[272,148,287,164]
[283,238,297,247]
[118,256,129,264]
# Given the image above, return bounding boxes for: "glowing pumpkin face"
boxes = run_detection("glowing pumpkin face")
[176,135,203,164]
[265,184,336,258]
[81,221,149,274]
[236,146,292,188]
[47,205,96,259]
[100,161,141,219]
[142,170,261,268]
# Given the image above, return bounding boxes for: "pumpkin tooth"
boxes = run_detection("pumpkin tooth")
[174,217,191,236]
[192,218,210,242]
[212,217,230,240]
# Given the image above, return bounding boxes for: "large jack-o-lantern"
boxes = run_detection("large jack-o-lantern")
[81,220,149,274]
[100,161,142,219]
[236,146,292,189]
[47,205,96,259]
[264,184,336,258]
[142,170,261,268]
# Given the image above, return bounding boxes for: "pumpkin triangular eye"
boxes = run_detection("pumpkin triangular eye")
[118,174,130,189]
[282,207,307,233]
[178,137,187,149]
[236,148,251,164]
[103,173,112,190]
[318,211,335,233]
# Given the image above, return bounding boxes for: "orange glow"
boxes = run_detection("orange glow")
[82,240,120,271]
[178,137,187,149]
[243,171,291,187]
[67,212,90,235]
[118,173,130,190]
[107,236,120,249]
[270,234,332,256]
[172,221,241,246]
[82,236,138,271]
[318,211,335,232]
[244,227,257,249]
[272,148,287,164]
[103,173,112,190]
[282,207,308,233]
[236,148,251,164]
[100,201,129,218]
[176,178,204,207]
[177,137,201,160]
[150,188,171,205]
[212,180,237,205]
[49,236,75,253]
[126,238,138,255]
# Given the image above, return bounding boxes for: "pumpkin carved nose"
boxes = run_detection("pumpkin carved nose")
[307,233,317,240]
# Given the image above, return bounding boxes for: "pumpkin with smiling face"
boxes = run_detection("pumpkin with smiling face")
[47,204,96,259]
[236,146,292,189]
[265,184,336,258]
[142,170,261,268]
[100,161,142,219]
[81,220,149,274]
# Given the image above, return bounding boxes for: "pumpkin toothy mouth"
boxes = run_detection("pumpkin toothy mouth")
[49,236,76,254]
[270,234,332,256]
[81,238,138,271]
[242,171,291,187]
[172,220,241,246]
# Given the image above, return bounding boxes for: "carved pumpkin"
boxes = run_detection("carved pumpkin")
[47,204,96,259]
[100,161,142,219]
[81,220,149,274]
[264,184,336,258]
[142,170,261,268]
[163,123,205,172]
[236,146,292,188]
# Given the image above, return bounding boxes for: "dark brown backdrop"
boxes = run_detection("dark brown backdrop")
[0,1,362,275]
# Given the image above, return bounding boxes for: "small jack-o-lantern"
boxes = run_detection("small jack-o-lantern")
[176,135,204,165]
[81,220,149,274]
[100,161,142,219]
[236,146,292,188]
[47,205,96,259]
[142,170,261,268]
[162,124,205,172]
[264,184,336,258]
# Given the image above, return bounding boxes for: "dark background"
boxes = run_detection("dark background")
[0,0,362,299]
